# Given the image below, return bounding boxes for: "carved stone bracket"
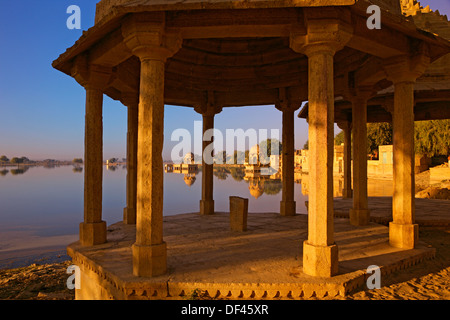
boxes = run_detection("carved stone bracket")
[194,91,223,116]
[71,54,112,90]
[275,87,302,112]
[383,50,430,84]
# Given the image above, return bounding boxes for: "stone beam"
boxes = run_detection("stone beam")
[347,11,409,58]
[353,57,387,87]
[167,8,300,39]
[89,27,132,67]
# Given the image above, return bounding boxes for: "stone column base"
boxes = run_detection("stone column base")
[132,242,167,277]
[79,221,107,246]
[302,241,339,277]
[389,222,418,249]
[349,208,370,226]
[280,200,296,216]
[123,207,136,225]
[341,188,353,199]
[200,199,214,215]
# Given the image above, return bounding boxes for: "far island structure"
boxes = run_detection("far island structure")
[52,0,450,295]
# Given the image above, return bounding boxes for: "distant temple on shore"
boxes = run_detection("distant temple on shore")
[164,152,199,186]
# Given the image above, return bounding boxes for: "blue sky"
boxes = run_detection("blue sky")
[0,0,449,161]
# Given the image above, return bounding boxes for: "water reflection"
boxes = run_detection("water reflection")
[166,165,285,198]
[72,166,83,173]
[10,167,29,175]
[0,164,396,263]
[0,164,87,176]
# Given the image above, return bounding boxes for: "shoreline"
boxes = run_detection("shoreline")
[0,245,72,271]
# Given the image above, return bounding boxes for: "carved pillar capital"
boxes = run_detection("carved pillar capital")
[71,54,112,90]
[194,91,223,117]
[343,84,375,104]
[122,12,182,62]
[383,53,430,84]
[290,19,352,57]
[121,92,139,109]
[275,88,302,113]
[337,120,352,132]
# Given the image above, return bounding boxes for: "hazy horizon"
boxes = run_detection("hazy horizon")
[1,0,448,162]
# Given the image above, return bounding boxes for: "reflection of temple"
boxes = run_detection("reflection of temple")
[247,177,265,199]
[183,174,196,187]
[164,153,199,174]
[244,170,283,199]
[165,153,199,187]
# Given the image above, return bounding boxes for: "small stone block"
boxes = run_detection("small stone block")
[229,196,248,232]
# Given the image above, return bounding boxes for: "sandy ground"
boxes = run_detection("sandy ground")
[415,165,450,200]
[342,227,450,300]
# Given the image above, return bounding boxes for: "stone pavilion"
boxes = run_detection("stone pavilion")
[52,0,450,299]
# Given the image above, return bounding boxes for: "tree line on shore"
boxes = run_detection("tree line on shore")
[310,119,450,159]
[0,156,80,166]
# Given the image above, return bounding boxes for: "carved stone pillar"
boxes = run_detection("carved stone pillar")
[275,88,300,216]
[72,59,111,247]
[194,92,222,216]
[123,13,182,277]
[349,88,373,226]
[384,53,429,249]
[291,18,352,277]
[122,93,139,225]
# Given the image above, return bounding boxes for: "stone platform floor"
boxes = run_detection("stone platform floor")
[68,210,436,300]
[334,197,450,227]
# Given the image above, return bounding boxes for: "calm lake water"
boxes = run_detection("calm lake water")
[0,164,393,268]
